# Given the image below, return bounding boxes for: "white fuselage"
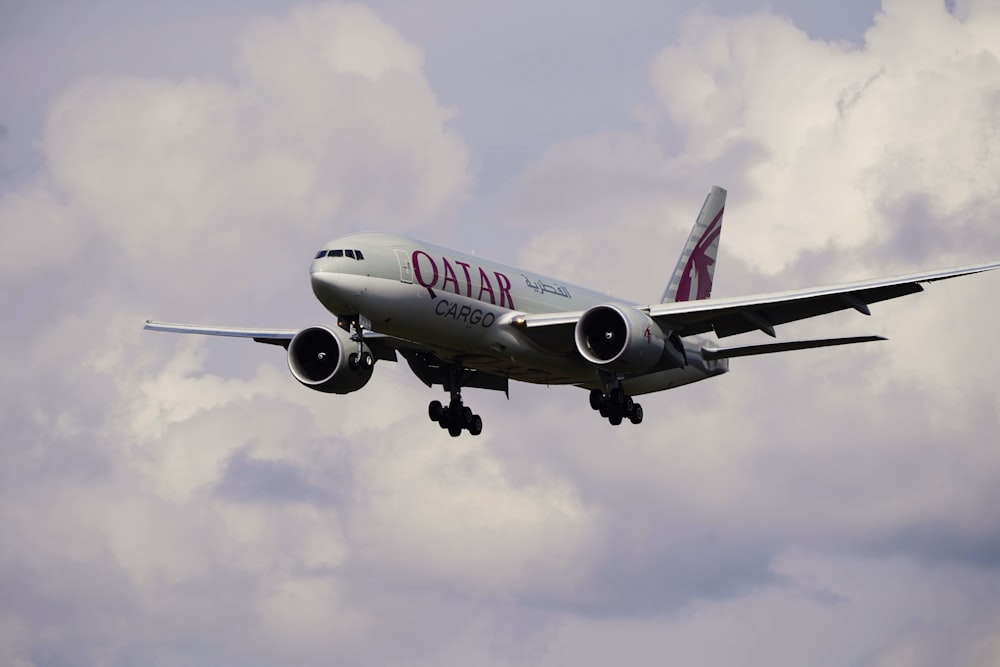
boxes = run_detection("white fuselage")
[310,233,727,394]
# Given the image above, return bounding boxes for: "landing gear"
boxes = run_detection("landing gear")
[590,388,643,426]
[428,395,483,437]
[346,318,375,371]
[348,350,374,371]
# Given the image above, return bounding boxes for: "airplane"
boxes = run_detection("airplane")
[145,186,1000,437]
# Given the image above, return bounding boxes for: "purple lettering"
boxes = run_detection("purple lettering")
[412,251,438,290]
[441,258,460,295]
[455,260,474,297]
[494,271,514,309]
[478,267,496,304]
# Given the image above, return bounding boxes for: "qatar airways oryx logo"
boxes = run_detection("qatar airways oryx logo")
[411,251,516,309]
[675,208,723,302]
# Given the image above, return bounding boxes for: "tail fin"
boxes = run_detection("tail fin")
[661,186,726,303]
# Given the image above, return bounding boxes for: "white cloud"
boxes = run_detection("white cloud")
[507,0,1000,281]
[4,1,1000,666]
[4,2,468,312]
[649,0,1000,273]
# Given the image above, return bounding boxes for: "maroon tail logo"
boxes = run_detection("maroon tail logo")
[675,208,723,302]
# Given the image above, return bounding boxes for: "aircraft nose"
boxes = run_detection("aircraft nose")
[311,268,358,314]
[310,269,339,298]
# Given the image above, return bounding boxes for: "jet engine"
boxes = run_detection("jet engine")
[574,304,686,372]
[287,326,373,394]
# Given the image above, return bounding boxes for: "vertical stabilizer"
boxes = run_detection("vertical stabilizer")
[661,186,726,303]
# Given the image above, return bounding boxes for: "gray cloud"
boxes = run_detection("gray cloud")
[2,1,1000,666]
[215,445,346,505]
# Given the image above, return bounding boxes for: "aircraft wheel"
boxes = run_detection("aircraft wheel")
[589,389,603,411]
[360,351,375,370]
[611,388,626,408]
[348,353,359,370]
[448,423,463,438]
[629,403,643,425]
[462,406,474,426]
[609,412,623,426]
[598,402,610,419]
[428,400,443,422]
[469,415,483,436]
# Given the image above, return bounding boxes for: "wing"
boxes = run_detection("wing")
[143,320,299,347]
[516,260,1000,342]
[144,320,511,392]
[143,320,408,361]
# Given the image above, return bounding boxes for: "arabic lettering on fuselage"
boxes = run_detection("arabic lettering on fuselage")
[411,251,515,309]
[522,274,572,299]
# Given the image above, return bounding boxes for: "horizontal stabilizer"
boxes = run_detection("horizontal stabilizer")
[702,335,887,360]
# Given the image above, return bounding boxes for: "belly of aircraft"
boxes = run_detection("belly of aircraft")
[348,277,594,385]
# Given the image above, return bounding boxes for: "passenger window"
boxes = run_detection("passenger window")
[314,250,328,259]
[329,249,344,257]
[355,250,365,260]
[345,249,356,259]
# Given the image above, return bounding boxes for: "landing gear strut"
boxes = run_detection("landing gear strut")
[346,318,375,371]
[590,387,643,426]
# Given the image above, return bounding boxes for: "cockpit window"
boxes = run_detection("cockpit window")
[316,248,365,260]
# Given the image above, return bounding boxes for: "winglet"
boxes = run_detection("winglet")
[661,186,726,303]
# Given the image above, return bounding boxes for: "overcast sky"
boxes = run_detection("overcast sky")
[3,1,1000,665]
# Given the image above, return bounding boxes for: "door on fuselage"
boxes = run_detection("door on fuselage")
[394,249,413,284]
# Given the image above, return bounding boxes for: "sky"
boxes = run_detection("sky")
[2,0,1000,665]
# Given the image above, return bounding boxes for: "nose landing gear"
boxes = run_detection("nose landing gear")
[345,317,375,371]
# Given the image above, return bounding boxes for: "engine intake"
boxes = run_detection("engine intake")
[287,326,373,394]
[575,304,684,372]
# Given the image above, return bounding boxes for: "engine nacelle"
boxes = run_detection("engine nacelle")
[574,304,685,372]
[287,326,373,394]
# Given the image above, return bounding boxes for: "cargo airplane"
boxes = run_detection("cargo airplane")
[145,187,1000,436]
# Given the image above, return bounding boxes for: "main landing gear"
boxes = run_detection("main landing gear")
[428,391,483,438]
[405,355,489,438]
[590,388,643,426]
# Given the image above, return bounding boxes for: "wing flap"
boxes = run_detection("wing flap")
[702,335,887,360]
[695,282,922,337]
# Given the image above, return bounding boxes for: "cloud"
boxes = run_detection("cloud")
[652,0,1000,274]
[4,1,1000,666]
[5,2,468,316]
[506,0,1000,292]
[492,0,1000,658]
